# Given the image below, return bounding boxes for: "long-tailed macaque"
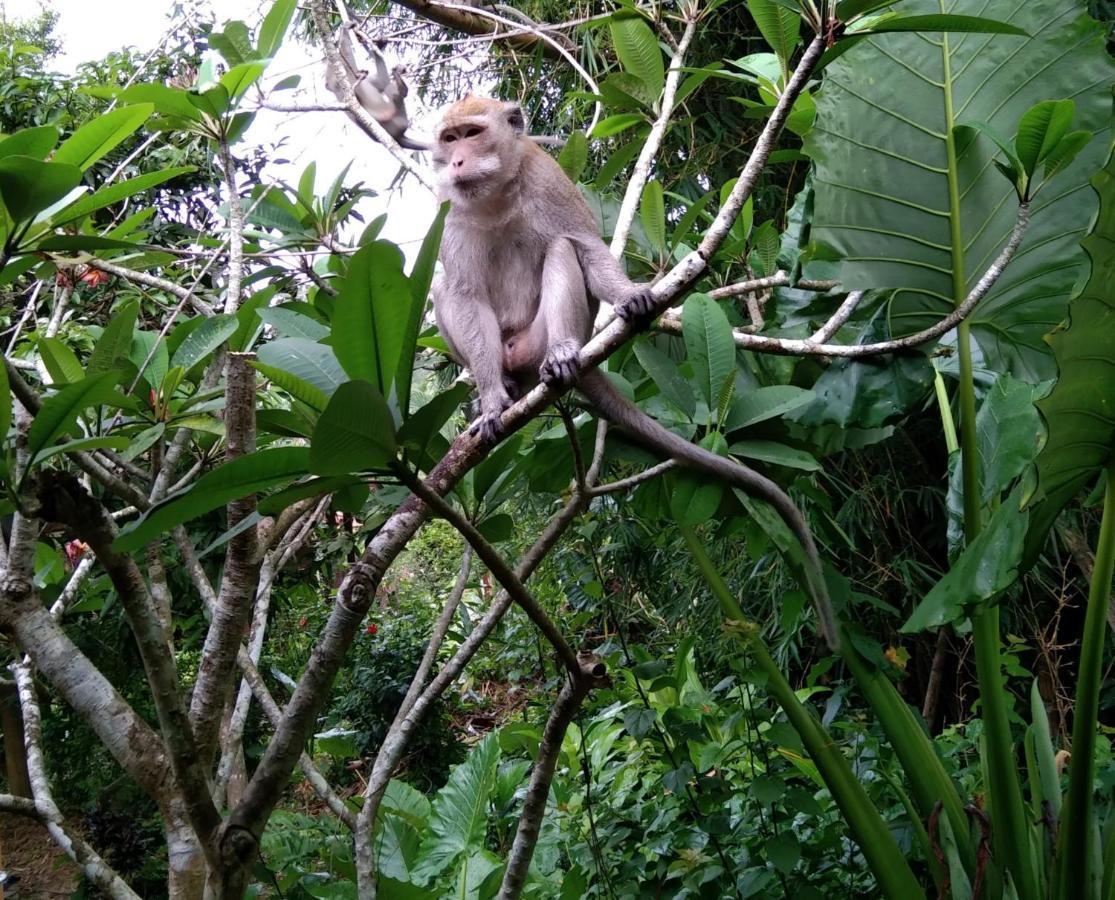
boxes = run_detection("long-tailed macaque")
[429,96,838,648]
[324,26,429,151]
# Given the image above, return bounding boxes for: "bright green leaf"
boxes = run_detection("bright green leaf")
[681,293,736,417]
[86,301,139,374]
[610,15,665,99]
[26,371,122,462]
[640,179,666,256]
[54,105,154,171]
[309,380,397,475]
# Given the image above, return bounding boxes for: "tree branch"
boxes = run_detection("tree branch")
[389,0,571,60]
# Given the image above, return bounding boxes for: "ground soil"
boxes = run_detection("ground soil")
[0,812,77,898]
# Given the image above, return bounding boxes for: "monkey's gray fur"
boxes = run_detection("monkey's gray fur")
[429,96,838,648]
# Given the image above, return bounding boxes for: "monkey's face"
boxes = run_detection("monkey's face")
[433,97,526,203]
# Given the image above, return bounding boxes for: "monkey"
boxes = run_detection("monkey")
[324,25,430,151]
[428,96,839,649]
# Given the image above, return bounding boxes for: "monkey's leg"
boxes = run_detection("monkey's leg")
[537,238,593,387]
[433,288,514,442]
[571,239,656,321]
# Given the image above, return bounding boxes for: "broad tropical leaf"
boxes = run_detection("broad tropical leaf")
[26,371,122,463]
[308,380,397,475]
[805,0,1115,381]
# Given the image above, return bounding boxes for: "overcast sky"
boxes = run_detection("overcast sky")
[2,0,438,259]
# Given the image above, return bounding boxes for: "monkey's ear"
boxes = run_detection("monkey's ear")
[502,102,526,134]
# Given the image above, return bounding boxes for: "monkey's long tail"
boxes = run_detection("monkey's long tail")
[580,369,839,650]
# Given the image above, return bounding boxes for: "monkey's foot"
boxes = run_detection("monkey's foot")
[615,287,657,322]
[539,339,582,387]
[468,393,515,444]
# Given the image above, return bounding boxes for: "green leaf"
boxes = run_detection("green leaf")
[902,492,1028,632]
[1025,146,1115,562]
[595,138,643,190]
[725,385,815,430]
[750,219,780,276]
[129,331,169,391]
[209,20,254,66]
[860,14,1029,35]
[256,338,346,397]
[610,15,664,100]
[805,0,1115,381]
[398,383,471,454]
[975,375,1041,503]
[413,732,500,883]
[37,337,84,385]
[258,0,297,58]
[167,314,237,371]
[590,114,645,139]
[256,307,329,341]
[670,470,723,526]
[31,435,130,468]
[26,371,122,462]
[640,179,666,256]
[114,447,311,552]
[50,166,195,225]
[767,832,801,875]
[309,380,397,475]
[1041,130,1091,183]
[748,0,800,75]
[86,301,139,374]
[476,513,513,543]
[398,204,448,418]
[681,293,736,417]
[256,475,360,515]
[53,105,154,171]
[1014,99,1074,177]
[331,242,411,397]
[0,125,58,160]
[250,361,329,412]
[730,440,822,471]
[219,62,265,102]
[0,157,82,224]
[557,131,589,182]
[633,340,696,419]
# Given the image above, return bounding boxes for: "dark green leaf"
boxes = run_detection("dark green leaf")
[256,338,346,397]
[1014,99,1074,177]
[633,340,696,418]
[861,14,1028,35]
[590,114,645,139]
[610,15,664,98]
[250,361,329,412]
[54,105,154,170]
[309,380,397,475]
[331,242,410,397]
[682,293,736,416]
[640,179,666,255]
[114,447,311,552]
[37,337,83,384]
[725,385,815,430]
[902,492,1028,632]
[475,513,513,543]
[257,475,361,515]
[32,435,130,467]
[976,376,1041,503]
[0,156,82,224]
[398,383,471,454]
[256,307,329,341]
[730,440,821,471]
[0,125,58,160]
[86,301,139,374]
[26,371,122,462]
[398,205,448,417]
[748,0,800,71]
[557,131,589,182]
[51,166,195,225]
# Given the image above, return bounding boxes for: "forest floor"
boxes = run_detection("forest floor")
[0,812,77,898]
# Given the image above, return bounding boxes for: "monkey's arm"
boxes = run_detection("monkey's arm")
[432,280,514,442]
[536,238,594,386]
[569,237,656,320]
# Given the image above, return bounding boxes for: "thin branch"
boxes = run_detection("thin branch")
[610,16,698,254]
[559,405,587,495]
[84,258,214,317]
[398,468,579,674]
[590,459,675,497]
[10,662,142,899]
[809,290,864,343]
[389,0,572,60]
[498,655,607,900]
[310,0,436,192]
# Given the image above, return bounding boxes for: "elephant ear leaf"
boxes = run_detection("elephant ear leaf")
[804,0,1115,382]
[1023,144,1115,566]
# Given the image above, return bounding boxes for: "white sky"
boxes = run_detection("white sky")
[1,0,438,260]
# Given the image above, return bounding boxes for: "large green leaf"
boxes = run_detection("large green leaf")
[258,0,297,58]
[748,0,800,76]
[681,293,736,420]
[170,314,239,370]
[331,242,411,397]
[51,166,195,225]
[610,16,664,100]
[256,338,346,397]
[1025,142,1115,561]
[413,732,500,884]
[398,204,448,418]
[86,302,139,374]
[0,126,58,160]
[26,371,122,463]
[308,380,397,475]
[805,0,1115,381]
[53,105,154,171]
[902,490,1028,632]
[114,447,310,552]
[975,375,1041,504]
[0,157,82,224]
[633,339,696,419]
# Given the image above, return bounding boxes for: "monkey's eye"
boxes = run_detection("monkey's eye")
[464,126,485,138]
[443,133,458,143]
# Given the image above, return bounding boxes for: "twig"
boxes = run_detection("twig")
[809,290,864,343]
[610,16,698,254]
[498,654,607,900]
[9,663,141,899]
[590,459,675,497]
[389,0,574,60]
[84,258,214,317]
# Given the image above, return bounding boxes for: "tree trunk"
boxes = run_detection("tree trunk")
[0,680,31,798]
[163,804,205,900]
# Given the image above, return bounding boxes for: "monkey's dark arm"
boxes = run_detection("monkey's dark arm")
[579,369,838,648]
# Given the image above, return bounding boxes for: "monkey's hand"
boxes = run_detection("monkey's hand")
[539,339,582,388]
[614,286,657,323]
[469,388,515,444]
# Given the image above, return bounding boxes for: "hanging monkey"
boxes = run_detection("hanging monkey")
[428,96,839,649]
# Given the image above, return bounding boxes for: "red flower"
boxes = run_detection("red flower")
[366,623,378,636]
[79,267,111,287]
[298,616,308,629]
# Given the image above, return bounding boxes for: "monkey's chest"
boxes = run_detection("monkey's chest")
[471,235,546,326]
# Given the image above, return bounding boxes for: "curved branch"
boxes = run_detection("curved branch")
[390,0,572,60]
